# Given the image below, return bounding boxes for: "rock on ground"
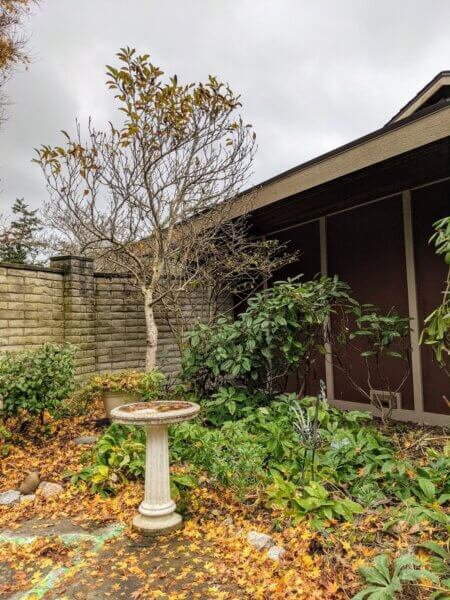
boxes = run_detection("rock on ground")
[0,490,21,506]
[247,531,275,550]
[19,471,40,495]
[20,494,36,503]
[38,482,64,498]
[267,545,286,561]
[73,435,98,445]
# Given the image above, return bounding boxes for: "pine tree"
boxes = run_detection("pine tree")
[0,198,41,264]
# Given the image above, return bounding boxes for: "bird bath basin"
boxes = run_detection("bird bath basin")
[111,400,200,535]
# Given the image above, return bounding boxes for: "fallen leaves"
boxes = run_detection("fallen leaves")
[0,404,447,599]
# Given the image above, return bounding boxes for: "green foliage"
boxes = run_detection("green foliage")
[171,420,267,499]
[0,343,76,422]
[347,301,411,358]
[0,198,41,264]
[182,276,350,398]
[421,216,450,369]
[267,474,363,529]
[383,498,450,533]
[72,389,449,534]
[75,418,266,500]
[71,424,145,495]
[202,386,257,426]
[138,369,167,400]
[0,424,12,456]
[353,553,440,600]
[416,541,450,579]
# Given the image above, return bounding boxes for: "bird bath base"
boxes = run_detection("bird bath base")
[133,511,182,535]
[111,400,200,536]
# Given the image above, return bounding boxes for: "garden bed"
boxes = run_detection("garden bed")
[1,395,448,599]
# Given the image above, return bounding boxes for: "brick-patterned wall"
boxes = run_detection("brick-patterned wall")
[0,263,64,351]
[94,275,220,377]
[94,274,146,374]
[0,256,227,378]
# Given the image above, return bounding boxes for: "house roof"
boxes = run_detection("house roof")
[230,73,450,219]
[387,71,450,125]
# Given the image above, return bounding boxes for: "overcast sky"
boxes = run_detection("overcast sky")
[1,0,450,214]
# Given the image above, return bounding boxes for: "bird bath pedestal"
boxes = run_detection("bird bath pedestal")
[111,400,200,535]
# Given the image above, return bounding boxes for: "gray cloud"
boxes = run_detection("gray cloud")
[1,0,450,213]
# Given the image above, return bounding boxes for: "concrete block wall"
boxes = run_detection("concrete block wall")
[94,274,147,374]
[94,275,219,378]
[0,256,227,378]
[0,263,64,352]
[50,256,97,376]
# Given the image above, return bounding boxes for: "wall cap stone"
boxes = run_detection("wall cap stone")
[94,272,133,279]
[0,261,64,275]
[50,255,94,262]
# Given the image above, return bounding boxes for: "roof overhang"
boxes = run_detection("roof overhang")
[387,71,450,124]
[229,101,450,220]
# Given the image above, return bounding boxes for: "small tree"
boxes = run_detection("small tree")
[331,301,411,423]
[36,48,259,369]
[157,216,296,353]
[0,198,41,263]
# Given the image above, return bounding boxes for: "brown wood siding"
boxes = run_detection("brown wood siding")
[268,221,324,395]
[250,139,450,236]
[268,220,321,283]
[412,181,450,415]
[327,196,414,409]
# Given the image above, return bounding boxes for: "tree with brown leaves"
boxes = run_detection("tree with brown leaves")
[0,0,37,121]
[36,48,292,369]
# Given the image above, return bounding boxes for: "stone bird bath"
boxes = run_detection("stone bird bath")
[111,400,200,535]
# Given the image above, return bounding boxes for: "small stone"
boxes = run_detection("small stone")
[73,436,98,446]
[20,494,36,503]
[267,545,286,561]
[19,471,40,495]
[38,482,64,498]
[247,530,275,550]
[0,490,21,506]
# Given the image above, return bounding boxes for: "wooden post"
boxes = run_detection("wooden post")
[402,190,424,414]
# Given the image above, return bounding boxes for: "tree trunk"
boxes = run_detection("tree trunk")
[144,290,158,370]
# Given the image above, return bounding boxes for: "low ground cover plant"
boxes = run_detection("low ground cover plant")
[76,394,449,525]
[354,553,441,600]
[73,389,449,596]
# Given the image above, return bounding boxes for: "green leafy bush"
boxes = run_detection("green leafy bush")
[71,422,197,503]
[0,343,76,422]
[74,418,266,500]
[181,276,349,399]
[202,385,258,426]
